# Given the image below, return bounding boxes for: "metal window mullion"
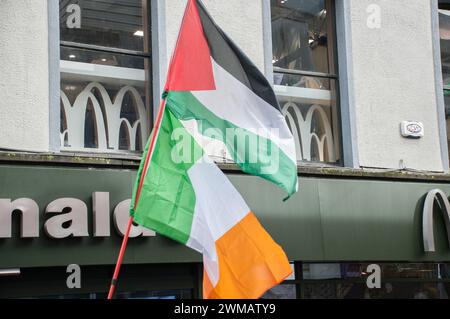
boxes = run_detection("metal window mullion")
[273,66,337,79]
[326,0,339,78]
[326,0,343,166]
[60,41,151,58]
[143,0,153,131]
[296,261,304,299]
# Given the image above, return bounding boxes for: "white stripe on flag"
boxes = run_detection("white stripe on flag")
[191,59,297,164]
[186,155,250,287]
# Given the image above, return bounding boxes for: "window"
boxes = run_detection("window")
[299,263,450,299]
[59,0,151,154]
[439,2,450,158]
[271,0,340,165]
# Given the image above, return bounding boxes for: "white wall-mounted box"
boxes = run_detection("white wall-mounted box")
[401,121,424,139]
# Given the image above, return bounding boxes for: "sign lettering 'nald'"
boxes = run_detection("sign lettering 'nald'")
[0,192,155,239]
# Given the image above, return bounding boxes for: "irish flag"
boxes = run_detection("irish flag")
[130,0,297,299]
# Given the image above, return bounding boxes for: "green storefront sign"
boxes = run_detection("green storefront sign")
[1,163,450,269]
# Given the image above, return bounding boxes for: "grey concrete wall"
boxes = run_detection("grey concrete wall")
[347,0,445,172]
[0,0,50,152]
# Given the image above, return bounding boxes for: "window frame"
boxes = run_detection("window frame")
[439,0,450,97]
[272,0,338,81]
[436,0,450,172]
[57,0,154,157]
[269,0,343,167]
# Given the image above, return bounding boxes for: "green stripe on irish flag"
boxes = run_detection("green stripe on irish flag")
[131,108,200,244]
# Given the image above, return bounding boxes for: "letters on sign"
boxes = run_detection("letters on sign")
[0,192,155,239]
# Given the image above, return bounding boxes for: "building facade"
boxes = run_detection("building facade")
[1,0,450,299]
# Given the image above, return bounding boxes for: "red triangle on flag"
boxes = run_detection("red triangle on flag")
[165,0,216,92]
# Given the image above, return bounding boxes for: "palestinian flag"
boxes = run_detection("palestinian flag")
[130,0,296,299]
[164,0,298,197]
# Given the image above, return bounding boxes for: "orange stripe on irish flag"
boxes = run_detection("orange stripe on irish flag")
[204,212,292,299]
[184,155,292,299]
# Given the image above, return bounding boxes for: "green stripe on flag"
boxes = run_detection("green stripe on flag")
[165,91,298,197]
[130,108,203,244]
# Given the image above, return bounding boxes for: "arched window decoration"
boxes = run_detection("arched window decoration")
[60,82,148,152]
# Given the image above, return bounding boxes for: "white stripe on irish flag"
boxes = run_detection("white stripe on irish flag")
[185,154,292,299]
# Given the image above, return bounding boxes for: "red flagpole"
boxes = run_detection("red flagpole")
[107,0,193,299]
[107,98,167,299]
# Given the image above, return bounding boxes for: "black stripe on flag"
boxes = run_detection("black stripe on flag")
[196,0,281,111]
